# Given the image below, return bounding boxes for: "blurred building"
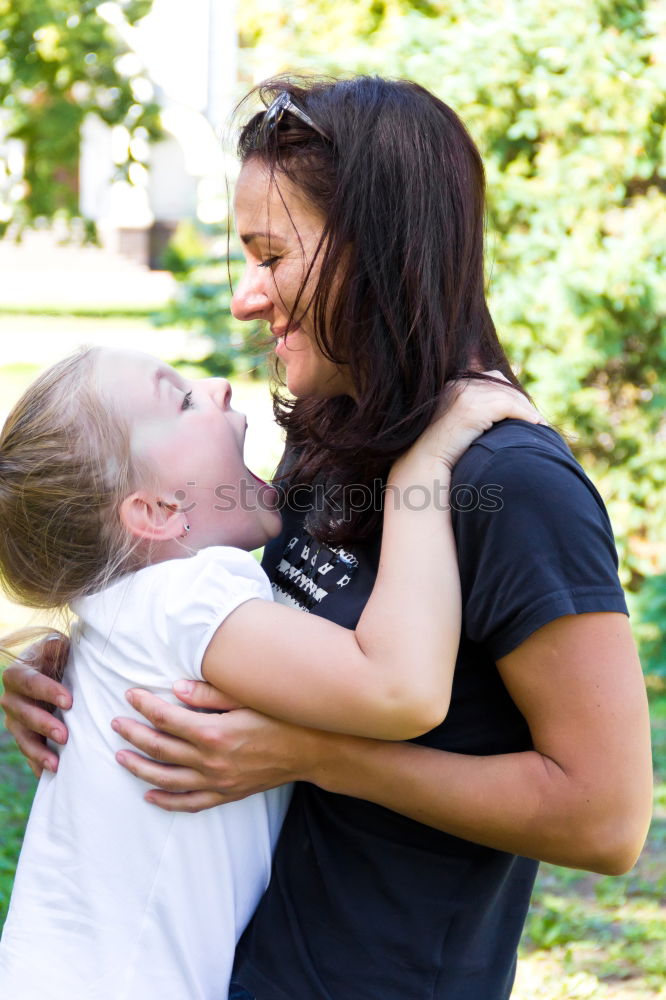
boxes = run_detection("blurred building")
[80,0,238,267]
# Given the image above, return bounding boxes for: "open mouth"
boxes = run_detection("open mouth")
[271,325,300,356]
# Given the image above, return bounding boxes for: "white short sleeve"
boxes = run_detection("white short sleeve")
[156,547,273,681]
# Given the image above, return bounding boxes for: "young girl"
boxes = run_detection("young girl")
[0,345,540,999]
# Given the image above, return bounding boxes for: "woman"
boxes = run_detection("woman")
[2,76,652,999]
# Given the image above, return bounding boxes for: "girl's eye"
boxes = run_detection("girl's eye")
[181,390,193,411]
[258,256,280,270]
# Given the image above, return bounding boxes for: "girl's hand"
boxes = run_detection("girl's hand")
[0,636,72,777]
[417,372,545,473]
[111,684,321,813]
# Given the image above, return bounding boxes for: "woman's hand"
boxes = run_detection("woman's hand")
[0,636,72,777]
[112,682,322,813]
[417,372,545,473]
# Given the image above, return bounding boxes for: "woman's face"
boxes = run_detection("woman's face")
[231,158,353,399]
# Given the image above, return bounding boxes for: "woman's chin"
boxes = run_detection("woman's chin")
[284,366,355,400]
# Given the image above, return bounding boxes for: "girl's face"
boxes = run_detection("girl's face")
[231,158,353,399]
[98,349,282,552]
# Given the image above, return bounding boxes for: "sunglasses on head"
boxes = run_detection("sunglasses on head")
[256,91,332,145]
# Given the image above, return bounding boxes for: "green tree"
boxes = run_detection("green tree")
[235,0,666,587]
[0,0,160,226]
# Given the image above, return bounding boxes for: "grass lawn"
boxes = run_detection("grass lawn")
[0,315,664,996]
[514,691,666,999]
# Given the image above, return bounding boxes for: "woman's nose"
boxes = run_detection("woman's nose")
[231,266,272,321]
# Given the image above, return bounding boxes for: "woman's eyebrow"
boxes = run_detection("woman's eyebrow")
[240,230,284,245]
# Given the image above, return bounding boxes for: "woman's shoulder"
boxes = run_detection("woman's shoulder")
[452,420,584,490]
[449,421,626,657]
[450,419,616,540]
[459,419,570,459]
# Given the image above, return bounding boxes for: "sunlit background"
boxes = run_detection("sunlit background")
[0,2,665,995]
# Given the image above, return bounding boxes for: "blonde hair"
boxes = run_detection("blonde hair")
[0,347,144,611]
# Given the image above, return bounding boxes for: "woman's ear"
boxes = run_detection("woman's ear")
[119,492,185,542]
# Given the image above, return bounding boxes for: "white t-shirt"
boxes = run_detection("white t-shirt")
[0,547,292,1000]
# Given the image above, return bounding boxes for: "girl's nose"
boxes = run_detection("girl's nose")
[231,266,272,321]
[208,378,232,409]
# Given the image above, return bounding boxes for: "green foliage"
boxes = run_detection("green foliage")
[235,0,666,588]
[0,0,161,226]
[158,220,208,276]
[524,892,613,949]
[630,574,666,677]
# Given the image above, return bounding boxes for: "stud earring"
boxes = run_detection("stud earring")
[181,523,191,538]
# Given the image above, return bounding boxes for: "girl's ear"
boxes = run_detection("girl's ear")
[119,492,185,542]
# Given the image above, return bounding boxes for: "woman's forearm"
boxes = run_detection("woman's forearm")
[113,615,653,862]
[305,733,644,876]
[118,688,635,869]
[304,613,653,877]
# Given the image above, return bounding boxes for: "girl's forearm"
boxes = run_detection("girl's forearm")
[203,455,460,740]
[354,456,460,724]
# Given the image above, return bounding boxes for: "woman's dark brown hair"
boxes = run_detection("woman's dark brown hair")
[237,75,522,543]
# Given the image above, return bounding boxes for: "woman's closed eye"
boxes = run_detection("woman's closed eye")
[258,256,281,270]
[181,390,194,411]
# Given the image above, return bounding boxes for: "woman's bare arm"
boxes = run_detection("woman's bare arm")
[113,611,652,875]
[306,612,652,873]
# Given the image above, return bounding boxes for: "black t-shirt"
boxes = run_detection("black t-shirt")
[233,422,628,1000]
